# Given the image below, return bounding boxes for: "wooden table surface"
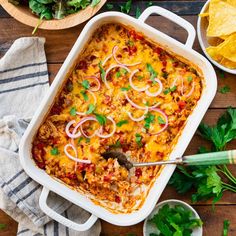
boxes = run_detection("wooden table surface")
[1,0,236,235]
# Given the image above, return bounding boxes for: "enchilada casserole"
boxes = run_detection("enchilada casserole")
[32,23,204,213]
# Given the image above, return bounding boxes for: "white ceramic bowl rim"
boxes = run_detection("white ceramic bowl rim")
[197,0,236,74]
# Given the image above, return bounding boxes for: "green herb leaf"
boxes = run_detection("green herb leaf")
[116,71,121,78]
[91,0,100,7]
[85,138,90,143]
[135,133,143,147]
[78,137,83,144]
[0,224,6,230]
[223,220,230,236]
[121,85,131,91]
[81,80,90,90]
[170,85,177,92]
[99,61,106,82]
[219,85,230,94]
[219,70,225,79]
[120,0,132,13]
[157,116,166,125]
[86,104,95,114]
[106,3,113,10]
[117,120,128,127]
[95,113,107,125]
[146,63,158,83]
[51,147,59,155]
[187,76,193,82]
[147,1,153,7]
[135,6,141,18]
[121,68,128,75]
[80,90,89,101]
[137,75,144,80]
[110,140,121,148]
[70,107,77,116]
[144,112,155,129]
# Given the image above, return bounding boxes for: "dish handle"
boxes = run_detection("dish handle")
[138,6,196,49]
[39,187,98,231]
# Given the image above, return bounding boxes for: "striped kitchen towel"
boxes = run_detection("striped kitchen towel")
[0,37,101,236]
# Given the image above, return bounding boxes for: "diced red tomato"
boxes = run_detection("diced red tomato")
[115,196,121,203]
[135,168,142,178]
[178,101,186,110]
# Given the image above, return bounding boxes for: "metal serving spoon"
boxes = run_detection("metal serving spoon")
[101,150,236,170]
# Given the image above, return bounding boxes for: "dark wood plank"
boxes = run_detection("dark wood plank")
[0,211,17,236]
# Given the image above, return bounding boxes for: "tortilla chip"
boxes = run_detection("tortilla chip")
[199,12,209,17]
[220,58,236,69]
[206,46,223,62]
[227,0,236,7]
[207,0,236,37]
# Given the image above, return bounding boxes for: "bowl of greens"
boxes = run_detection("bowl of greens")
[0,0,106,31]
[143,199,203,236]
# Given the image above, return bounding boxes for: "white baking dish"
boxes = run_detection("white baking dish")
[19,6,217,231]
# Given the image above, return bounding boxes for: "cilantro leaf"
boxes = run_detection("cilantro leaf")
[0,224,6,230]
[219,85,230,94]
[146,63,158,83]
[116,120,128,127]
[80,90,89,101]
[78,137,83,144]
[94,113,107,125]
[144,112,155,129]
[86,104,95,114]
[106,3,113,10]
[121,85,131,91]
[120,0,132,13]
[157,116,166,124]
[135,6,141,18]
[81,80,90,90]
[187,76,193,82]
[51,147,59,155]
[110,140,121,148]
[70,107,77,116]
[135,133,143,147]
[99,62,106,82]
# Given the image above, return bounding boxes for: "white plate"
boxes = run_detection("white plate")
[197,0,236,74]
[143,199,203,236]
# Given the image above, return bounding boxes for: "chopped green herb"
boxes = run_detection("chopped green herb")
[85,138,90,143]
[77,137,83,144]
[144,112,155,129]
[127,40,134,46]
[121,85,131,91]
[219,85,230,94]
[137,75,144,80]
[0,223,6,230]
[147,1,153,7]
[80,90,89,101]
[117,120,128,127]
[146,63,158,83]
[162,71,169,79]
[51,147,59,156]
[116,71,121,78]
[99,61,106,82]
[70,107,77,116]
[149,204,202,235]
[170,85,177,92]
[120,0,132,13]
[223,220,230,236]
[94,113,107,125]
[145,101,150,106]
[121,68,128,75]
[164,86,176,94]
[187,76,193,82]
[135,6,141,18]
[81,80,90,90]
[219,70,225,79]
[91,0,100,7]
[106,3,113,10]
[157,116,166,125]
[135,133,143,147]
[110,140,121,148]
[86,104,95,114]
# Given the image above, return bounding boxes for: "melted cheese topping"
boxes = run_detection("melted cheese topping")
[32,23,204,214]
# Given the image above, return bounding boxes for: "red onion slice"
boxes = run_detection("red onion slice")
[65,120,81,139]
[127,107,148,122]
[84,75,101,92]
[96,116,116,138]
[64,144,91,164]
[104,65,131,89]
[149,108,168,135]
[129,69,149,92]
[102,54,112,66]
[184,81,195,97]
[112,46,141,67]
[145,78,163,97]
[124,92,160,110]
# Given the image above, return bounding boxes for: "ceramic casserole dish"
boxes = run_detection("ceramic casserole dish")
[19,6,217,231]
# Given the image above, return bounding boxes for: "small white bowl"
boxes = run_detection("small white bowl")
[197,0,236,74]
[143,199,203,236]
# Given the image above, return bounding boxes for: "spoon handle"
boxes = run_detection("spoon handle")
[132,150,236,167]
